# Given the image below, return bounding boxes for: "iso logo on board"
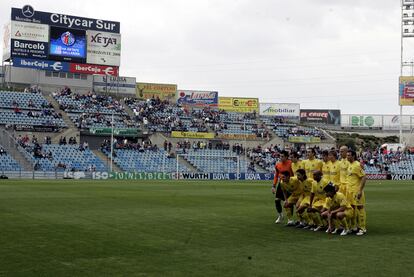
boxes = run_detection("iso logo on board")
[61,31,75,46]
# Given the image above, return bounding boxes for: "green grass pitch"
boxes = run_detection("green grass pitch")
[0,180,413,276]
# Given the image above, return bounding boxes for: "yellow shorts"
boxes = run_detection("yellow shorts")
[287,194,300,205]
[312,198,326,210]
[299,195,311,207]
[344,208,354,219]
[339,184,347,195]
[347,190,366,206]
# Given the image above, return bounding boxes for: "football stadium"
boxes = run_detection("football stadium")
[1,1,414,276]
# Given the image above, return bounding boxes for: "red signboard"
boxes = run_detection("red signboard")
[69,63,118,76]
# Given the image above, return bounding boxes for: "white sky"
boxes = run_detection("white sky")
[1,0,413,115]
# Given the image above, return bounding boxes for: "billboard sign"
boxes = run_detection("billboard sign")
[288,136,321,143]
[93,75,136,94]
[70,63,118,76]
[349,115,382,128]
[136,82,177,101]
[260,103,300,117]
[2,23,11,61]
[11,21,48,42]
[12,57,69,71]
[49,26,86,62]
[300,109,341,125]
[11,6,120,33]
[176,90,218,107]
[218,97,259,113]
[399,76,414,106]
[11,39,48,59]
[86,30,121,66]
[171,131,215,139]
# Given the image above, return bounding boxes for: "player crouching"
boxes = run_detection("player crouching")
[321,183,354,236]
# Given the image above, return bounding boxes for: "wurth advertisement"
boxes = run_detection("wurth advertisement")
[69,63,118,76]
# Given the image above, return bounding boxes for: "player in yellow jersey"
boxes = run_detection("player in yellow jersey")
[322,183,354,236]
[295,169,316,229]
[290,152,304,176]
[304,148,323,180]
[321,150,331,183]
[308,170,329,231]
[329,150,341,188]
[338,146,350,195]
[280,170,303,226]
[347,150,367,236]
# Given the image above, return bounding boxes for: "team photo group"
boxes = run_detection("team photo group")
[272,146,367,236]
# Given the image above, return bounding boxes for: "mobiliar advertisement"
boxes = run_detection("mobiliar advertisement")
[399,76,414,106]
[218,97,259,113]
[300,109,341,125]
[93,75,136,94]
[136,82,177,101]
[260,103,300,118]
[176,90,218,107]
[86,30,121,66]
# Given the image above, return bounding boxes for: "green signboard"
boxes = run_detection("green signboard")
[89,128,140,136]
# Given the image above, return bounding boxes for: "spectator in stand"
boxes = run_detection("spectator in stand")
[0,147,6,156]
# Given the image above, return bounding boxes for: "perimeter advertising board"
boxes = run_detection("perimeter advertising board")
[176,90,218,107]
[399,76,414,106]
[300,109,341,125]
[93,75,136,94]
[260,103,300,118]
[218,97,259,113]
[341,115,382,128]
[86,30,121,66]
[136,82,177,101]
[13,57,118,76]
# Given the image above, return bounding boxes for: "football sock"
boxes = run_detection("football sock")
[275,199,282,214]
[358,208,366,230]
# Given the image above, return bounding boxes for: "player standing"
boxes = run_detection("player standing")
[272,151,293,224]
[347,150,367,236]
[304,148,323,180]
[290,151,304,176]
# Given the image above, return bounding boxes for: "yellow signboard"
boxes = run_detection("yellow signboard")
[218,97,259,113]
[288,136,321,143]
[136,82,177,101]
[171,131,215,139]
[399,76,414,106]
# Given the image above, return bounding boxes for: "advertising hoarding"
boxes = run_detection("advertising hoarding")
[288,136,321,143]
[171,131,215,139]
[300,109,341,125]
[70,63,118,76]
[11,21,48,42]
[176,90,218,107]
[86,30,121,66]
[218,97,259,113]
[136,82,177,101]
[260,103,300,117]
[11,6,120,33]
[93,75,136,94]
[399,76,414,106]
[12,57,69,72]
[11,39,48,59]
